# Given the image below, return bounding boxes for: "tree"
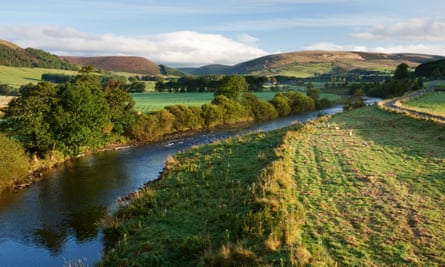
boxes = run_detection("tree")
[214,75,248,101]
[127,81,146,93]
[241,92,278,121]
[393,63,410,80]
[285,91,315,114]
[271,93,291,117]
[104,79,136,136]
[3,82,59,156]
[56,81,111,155]
[201,103,224,128]
[212,95,248,124]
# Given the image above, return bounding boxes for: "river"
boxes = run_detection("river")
[0,101,377,266]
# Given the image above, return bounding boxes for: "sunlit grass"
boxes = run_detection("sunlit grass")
[100,105,444,266]
[402,92,445,116]
[0,65,77,88]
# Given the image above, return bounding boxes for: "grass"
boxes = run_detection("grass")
[0,65,77,88]
[401,92,445,117]
[100,105,445,266]
[131,92,341,113]
[291,107,445,265]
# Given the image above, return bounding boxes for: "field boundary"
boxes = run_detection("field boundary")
[378,86,445,124]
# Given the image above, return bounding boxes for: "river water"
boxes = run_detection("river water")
[0,102,375,266]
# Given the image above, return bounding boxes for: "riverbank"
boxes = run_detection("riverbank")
[1,117,259,194]
[100,105,445,266]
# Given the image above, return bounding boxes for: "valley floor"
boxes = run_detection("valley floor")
[100,106,445,266]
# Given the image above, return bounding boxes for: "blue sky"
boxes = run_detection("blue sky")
[1,0,445,67]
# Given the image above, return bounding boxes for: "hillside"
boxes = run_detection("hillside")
[415,59,445,79]
[182,51,445,77]
[61,56,162,75]
[0,40,77,70]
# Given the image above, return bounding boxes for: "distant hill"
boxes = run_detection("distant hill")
[0,39,77,70]
[181,51,445,77]
[61,56,164,75]
[415,59,445,79]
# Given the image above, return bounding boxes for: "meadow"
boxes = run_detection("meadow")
[131,92,341,113]
[100,105,445,266]
[402,91,445,116]
[0,65,77,88]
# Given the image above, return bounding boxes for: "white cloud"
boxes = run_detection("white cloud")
[303,42,346,51]
[238,33,259,44]
[353,17,445,41]
[0,25,268,67]
[304,41,445,56]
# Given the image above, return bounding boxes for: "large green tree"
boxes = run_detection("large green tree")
[3,70,135,157]
[55,80,111,155]
[214,75,248,101]
[3,82,59,156]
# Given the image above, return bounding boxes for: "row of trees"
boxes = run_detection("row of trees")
[155,75,268,93]
[1,73,330,158]
[344,63,423,99]
[129,90,318,142]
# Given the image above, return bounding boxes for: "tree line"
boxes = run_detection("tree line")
[154,75,268,93]
[1,72,330,159]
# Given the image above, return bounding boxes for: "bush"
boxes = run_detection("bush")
[0,133,30,191]
[201,103,224,128]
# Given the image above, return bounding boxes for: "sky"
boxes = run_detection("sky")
[1,0,445,67]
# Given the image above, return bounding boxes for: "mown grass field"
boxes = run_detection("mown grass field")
[131,92,341,113]
[100,106,445,266]
[402,92,445,116]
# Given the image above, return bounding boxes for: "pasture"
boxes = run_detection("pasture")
[402,91,445,117]
[0,65,77,88]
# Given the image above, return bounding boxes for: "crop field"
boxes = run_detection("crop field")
[402,92,445,116]
[131,92,341,112]
[101,105,444,266]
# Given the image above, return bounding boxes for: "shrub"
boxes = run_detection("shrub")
[0,133,30,190]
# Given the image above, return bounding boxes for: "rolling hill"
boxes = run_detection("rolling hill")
[181,51,445,77]
[0,39,77,70]
[61,56,163,75]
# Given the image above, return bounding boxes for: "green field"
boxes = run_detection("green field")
[0,65,77,88]
[131,92,341,113]
[402,92,445,116]
[100,106,445,266]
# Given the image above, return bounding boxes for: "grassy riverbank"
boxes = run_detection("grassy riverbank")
[100,105,445,266]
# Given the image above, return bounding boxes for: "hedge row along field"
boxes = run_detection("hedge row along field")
[99,106,445,266]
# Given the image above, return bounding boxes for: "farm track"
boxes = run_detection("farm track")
[380,84,445,124]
